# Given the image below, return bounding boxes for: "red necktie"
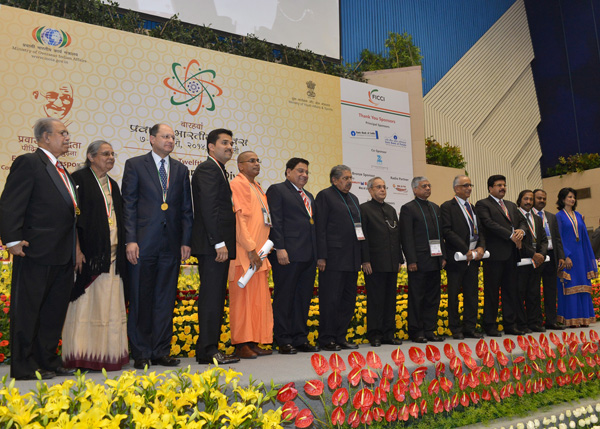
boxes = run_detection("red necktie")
[298,189,312,217]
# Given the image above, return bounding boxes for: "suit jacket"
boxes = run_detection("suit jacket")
[0,149,75,265]
[266,180,317,263]
[400,198,445,272]
[121,152,193,257]
[360,199,404,272]
[441,197,486,270]
[315,185,361,271]
[518,210,548,260]
[534,210,565,261]
[592,227,600,259]
[475,196,527,261]
[190,157,236,258]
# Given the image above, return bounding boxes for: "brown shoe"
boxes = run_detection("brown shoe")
[235,344,258,359]
[249,343,272,356]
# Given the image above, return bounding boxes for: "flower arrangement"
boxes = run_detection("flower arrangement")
[0,365,283,428]
[502,403,600,429]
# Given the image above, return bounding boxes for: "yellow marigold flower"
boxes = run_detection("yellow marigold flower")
[184,325,191,335]
[171,344,181,355]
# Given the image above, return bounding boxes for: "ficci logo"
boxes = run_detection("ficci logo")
[369,89,385,105]
[32,27,72,48]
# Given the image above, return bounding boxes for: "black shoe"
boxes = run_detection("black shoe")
[412,336,427,344]
[504,328,525,335]
[15,369,56,380]
[338,341,359,350]
[151,356,180,367]
[370,339,382,347]
[463,331,484,339]
[425,335,445,342]
[134,359,150,370]
[452,332,465,340]
[321,342,341,352]
[278,344,298,355]
[521,327,533,334]
[530,325,546,333]
[295,343,320,353]
[546,323,566,330]
[382,338,403,345]
[55,366,76,376]
[486,329,502,337]
[196,352,240,365]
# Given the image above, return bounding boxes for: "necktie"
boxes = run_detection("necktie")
[499,199,511,221]
[298,189,312,217]
[538,210,551,236]
[55,160,77,209]
[464,201,475,235]
[159,159,168,193]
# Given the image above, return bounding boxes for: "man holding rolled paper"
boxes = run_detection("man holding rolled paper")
[516,190,548,333]
[441,175,486,340]
[228,150,274,359]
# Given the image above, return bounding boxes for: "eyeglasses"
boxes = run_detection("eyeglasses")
[157,134,175,140]
[458,184,473,188]
[98,151,116,157]
[239,158,261,164]
[52,130,70,137]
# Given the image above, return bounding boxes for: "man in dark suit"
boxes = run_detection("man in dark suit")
[191,128,239,365]
[267,157,319,355]
[441,175,485,340]
[315,165,361,352]
[0,118,77,380]
[532,189,566,329]
[360,177,403,347]
[475,174,527,337]
[122,123,193,369]
[516,190,548,333]
[400,176,446,343]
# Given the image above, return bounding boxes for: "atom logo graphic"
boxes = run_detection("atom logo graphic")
[163,60,223,115]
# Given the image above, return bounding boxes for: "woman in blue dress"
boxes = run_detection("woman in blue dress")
[555,187,597,327]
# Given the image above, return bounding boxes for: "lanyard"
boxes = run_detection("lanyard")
[249,181,270,215]
[91,168,112,220]
[455,197,477,232]
[416,199,441,242]
[519,208,536,240]
[563,209,579,241]
[334,187,361,224]
[156,159,170,204]
[46,154,78,209]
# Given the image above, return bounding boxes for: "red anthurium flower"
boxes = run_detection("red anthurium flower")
[569,356,582,371]
[391,348,405,366]
[282,401,300,421]
[385,405,398,423]
[379,377,391,393]
[409,381,422,400]
[590,329,600,343]
[425,344,441,363]
[512,366,521,381]
[470,391,480,405]
[483,351,495,368]
[521,364,531,377]
[556,375,565,386]
[428,379,440,395]
[570,332,579,344]
[444,398,452,412]
[536,346,546,360]
[311,353,330,375]
[491,387,501,402]
[366,351,382,369]
[526,346,537,361]
[545,377,553,389]
[373,387,387,405]
[588,371,596,380]
[348,367,362,387]
[549,331,561,346]
[525,379,533,394]
[569,342,579,355]
[500,367,511,382]
[562,331,569,344]
[504,338,516,353]
[513,356,525,364]
[496,351,509,366]
[508,383,515,395]
[329,353,347,372]
[361,368,378,384]
[460,392,469,407]
[409,346,425,364]
[347,411,361,428]
[408,402,419,419]
[398,364,410,381]
[433,397,444,414]
[444,343,456,360]
[481,389,491,401]
[328,370,343,389]
[546,359,555,374]
[489,339,499,354]
[557,358,567,373]
[453,363,463,378]
[382,363,394,380]
[565,374,572,385]
[458,373,468,391]
[392,381,406,402]
[475,339,488,359]
[546,345,556,359]
[467,372,479,388]
[361,409,373,425]
[517,335,528,352]
[295,409,314,428]
[531,361,543,374]
[557,344,567,357]
[435,362,446,377]
[420,399,428,415]
[527,335,539,347]
[412,366,428,386]
[352,388,374,410]
[331,406,346,426]
[304,379,324,396]
[399,404,409,421]
[449,356,462,371]
[515,382,524,397]
[277,382,298,402]
[586,356,596,368]
[489,367,499,383]
[332,387,349,406]
[348,351,366,369]
[499,385,509,399]
[596,354,600,366]
[458,342,472,359]
[480,371,491,386]
[539,333,549,348]
[464,356,478,371]
[372,407,385,422]
[439,376,453,393]
[450,393,460,408]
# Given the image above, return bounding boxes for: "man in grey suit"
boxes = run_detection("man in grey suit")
[122,123,193,370]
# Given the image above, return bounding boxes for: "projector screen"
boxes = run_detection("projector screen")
[116,0,341,59]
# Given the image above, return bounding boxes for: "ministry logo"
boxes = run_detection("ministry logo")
[163,60,223,115]
[32,27,72,48]
[306,81,316,98]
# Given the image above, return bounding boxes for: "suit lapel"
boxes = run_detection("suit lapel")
[144,152,164,196]
[38,150,74,211]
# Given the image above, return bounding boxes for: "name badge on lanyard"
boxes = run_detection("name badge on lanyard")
[430,239,442,256]
[469,240,477,250]
[547,237,553,250]
[262,207,272,226]
[355,222,365,241]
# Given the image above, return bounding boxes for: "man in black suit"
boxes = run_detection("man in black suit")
[516,190,548,333]
[532,189,566,329]
[441,175,485,340]
[122,123,193,370]
[191,128,239,365]
[360,177,403,347]
[315,165,361,352]
[475,174,527,337]
[0,118,77,380]
[267,157,319,355]
[400,176,446,343]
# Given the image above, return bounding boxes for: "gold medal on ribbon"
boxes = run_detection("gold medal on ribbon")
[309,218,314,225]
[108,219,114,226]
[161,203,168,211]
[75,207,81,215]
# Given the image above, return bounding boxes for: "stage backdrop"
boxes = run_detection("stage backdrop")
[0,5,412,206]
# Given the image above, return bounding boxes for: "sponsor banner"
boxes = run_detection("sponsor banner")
[340,79,413,209]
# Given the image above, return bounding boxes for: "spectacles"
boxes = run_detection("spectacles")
[458,184,473,188]
[158,134,175,140]
[52,130,70,137]
[240,158,261,164]
[98,151,116,157]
